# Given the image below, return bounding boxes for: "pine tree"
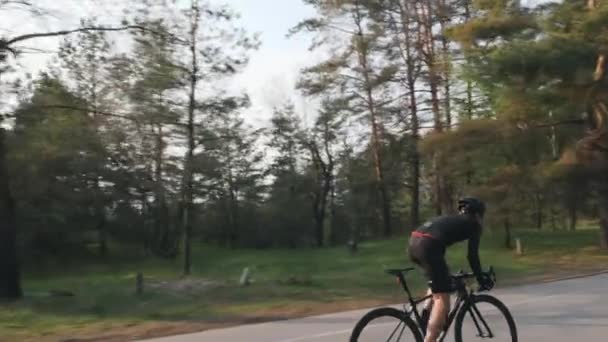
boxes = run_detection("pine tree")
[293,0,397,237]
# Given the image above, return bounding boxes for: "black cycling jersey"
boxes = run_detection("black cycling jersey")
[415,215,483,277]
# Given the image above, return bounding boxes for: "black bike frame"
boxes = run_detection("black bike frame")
[395,272,494,341]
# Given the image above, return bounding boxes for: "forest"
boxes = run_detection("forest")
[0,0,607,307]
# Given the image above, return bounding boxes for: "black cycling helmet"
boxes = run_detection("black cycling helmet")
[458,197,486,217]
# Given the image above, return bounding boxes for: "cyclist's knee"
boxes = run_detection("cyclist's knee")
[432,293,449,305]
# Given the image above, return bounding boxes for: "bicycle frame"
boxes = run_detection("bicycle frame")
[395,272,494,341]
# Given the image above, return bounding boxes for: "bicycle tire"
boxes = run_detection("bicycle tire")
[350,307,423,342]
[454,294,517,342]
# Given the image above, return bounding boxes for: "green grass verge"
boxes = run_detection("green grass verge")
[1,228,607,341]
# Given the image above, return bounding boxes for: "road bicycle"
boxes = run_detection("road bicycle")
[349,266,517,341]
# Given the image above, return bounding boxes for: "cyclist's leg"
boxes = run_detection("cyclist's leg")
[423,244,451,342]
[419,287,433,333]
[426,292,449,342]
[409,237,434,329]
[409,236,433,306]
[423,287,433,309]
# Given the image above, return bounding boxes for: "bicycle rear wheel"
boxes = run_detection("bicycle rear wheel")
[350,307,423,342]
[454,294,517,342]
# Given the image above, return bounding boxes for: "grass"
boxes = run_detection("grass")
[1,227,607,341]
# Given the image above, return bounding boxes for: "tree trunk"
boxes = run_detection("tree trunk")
[438,0,452,129]
[314,210,324,248]
[348,196,360,254]
[141,194,151,256]
[440,174,455,214]
[504,216,512,249]
[183,0,200,276]
[463,0,475,187]
[587,0,608,250]
[368,97,391,236]
[395,0,421,227]
[90,79,108,258]
[418,0,444,215]
[411,149,421,227]
[550,206,558,232]
[599,184,608,249]
[229,199,239,249]
[320,177,330,245]
[221,199,231,247]
[466,78,473,119]
[354,4,392,237]
[96,215,107,256]
[311,180,330,248]
[344,149,359,253]
[153,124,171,256]
[568,201,577,231]
[0,128,22,300]
[231,196,239,249]
[226,166,240,249]
[535,194,543,230]
[433,161,442,216]
[311,188,324,247]
[463,0,474,120]
[329,185,336,245]
[322,121,335,246]
[308,143,327,248]
[93,176,107,257]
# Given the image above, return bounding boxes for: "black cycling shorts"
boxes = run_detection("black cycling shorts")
[408,235,451,293]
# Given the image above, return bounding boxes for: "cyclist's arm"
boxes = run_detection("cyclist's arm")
[467,228,483,281]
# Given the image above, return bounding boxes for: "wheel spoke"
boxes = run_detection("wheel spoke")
[386,321,403,341]
[395,322,408,341]
[349,307,423,342]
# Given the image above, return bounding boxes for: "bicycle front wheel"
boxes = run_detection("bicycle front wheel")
[454,294,517,342]
[349,307,423,342]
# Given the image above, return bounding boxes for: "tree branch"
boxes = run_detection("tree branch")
[9,104,228,133]
[524,119,586,129]
[4,25,185,47]
[397,118,586,134]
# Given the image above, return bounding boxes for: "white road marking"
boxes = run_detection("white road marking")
[274,322,396,342]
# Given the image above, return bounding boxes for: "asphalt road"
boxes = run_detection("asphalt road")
[141,273,608,341]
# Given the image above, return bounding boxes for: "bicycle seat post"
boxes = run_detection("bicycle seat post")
[397,273,417,307]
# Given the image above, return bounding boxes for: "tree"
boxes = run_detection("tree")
[195,110,265,248]
[57,19,114,256]
[116,0,257,261]
[448,0,608,246]
[301,98,344,247]
[264,103,312,247]
[392,0,424,227]
[0,2,179,299]
[127,19,185,257]
[9,75,104,253]
[293,0,397,237]
[0,127,20,299]
[582,0,608,247]
[180,0,200,276]
[372,0,426,227]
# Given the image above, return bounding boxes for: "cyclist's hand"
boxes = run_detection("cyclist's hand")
[477,272,495,292]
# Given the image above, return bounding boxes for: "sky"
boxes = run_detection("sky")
[1,0,324,127]
[212,0,324,127]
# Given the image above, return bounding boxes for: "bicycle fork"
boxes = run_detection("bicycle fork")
[468,303,495,338]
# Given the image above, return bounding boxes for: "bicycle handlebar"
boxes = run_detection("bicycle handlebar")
[452,266,496,282]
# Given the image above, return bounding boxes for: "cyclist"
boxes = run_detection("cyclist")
[408,197,494,342]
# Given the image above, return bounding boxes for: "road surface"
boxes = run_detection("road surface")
[141,273,608,341]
